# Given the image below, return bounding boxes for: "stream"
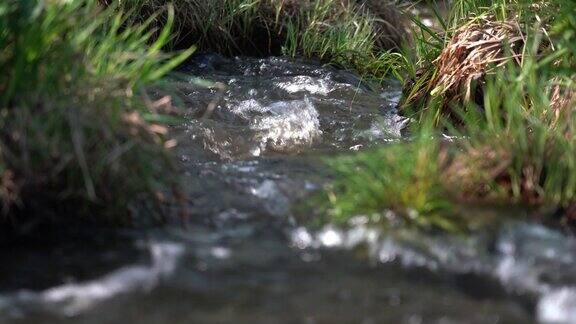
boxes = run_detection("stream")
[1,55,576,323]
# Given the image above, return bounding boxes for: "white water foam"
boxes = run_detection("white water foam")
[0,242,184,317]
[290,221,576,323]
[251,98,322,152]
[276,76,333,96]
[538,288,576,323]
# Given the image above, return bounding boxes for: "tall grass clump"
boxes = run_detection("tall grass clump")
[0,0,193,227]
[282,0,405,78]
[325,0,576,230]
[445,64,575,207]
[325,137,459,231]
[109,0,407,82]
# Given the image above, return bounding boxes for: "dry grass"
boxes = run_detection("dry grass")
[402,18,525,118]
[431,19,523,102]
[551,76,576,124]
[442,144,513,201]
[325,0,576,231]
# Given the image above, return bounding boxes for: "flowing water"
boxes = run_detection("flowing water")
[1,55,576,323]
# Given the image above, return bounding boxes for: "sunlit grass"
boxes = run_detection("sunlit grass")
[112,0,406,84]
[324,0,576,231]
[0,0,194,224]
[325,137,459,231]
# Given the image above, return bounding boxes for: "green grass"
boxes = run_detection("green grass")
[0,0,194,226]
[111,0,407,84]
[325,137,459,231]
[325,0,576,231]
[4,0,572,232]
[0,0,405,229]
[446,67,575,206]
[282,0,405,81]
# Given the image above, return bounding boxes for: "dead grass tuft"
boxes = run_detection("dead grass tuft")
[550,77,576,124]
[402,18,525,117]
[432,19,523,102]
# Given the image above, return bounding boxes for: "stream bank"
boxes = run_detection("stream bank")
[1,55,575,323]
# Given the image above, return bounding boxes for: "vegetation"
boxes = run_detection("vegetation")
[0,0,194,227]
[0,0,406,230]
[326,136,459,230]
[109,0,407,82]
[2,0,574,232]
[326,0,576,231]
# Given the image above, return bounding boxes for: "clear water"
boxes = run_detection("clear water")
[1,55,575,324]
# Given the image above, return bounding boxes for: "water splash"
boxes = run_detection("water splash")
[178,55,404,160]
[0,242,184,317]
[251,98,321,152]
[289,220,576,323]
